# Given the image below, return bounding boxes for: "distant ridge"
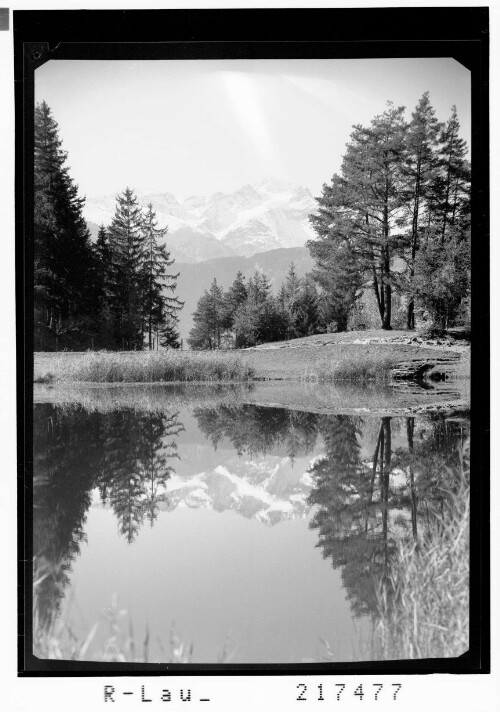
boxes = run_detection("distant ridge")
[83,177,318,263]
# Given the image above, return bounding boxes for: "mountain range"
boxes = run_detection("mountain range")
[84,177,318,263]
[84,178,319,342]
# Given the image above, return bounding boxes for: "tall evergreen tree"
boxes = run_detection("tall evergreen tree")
[295,275,321,336]
[413,227,470,329]
[92,224,114,347]
[107,188,145,349]
[309,103,408,330]
[187,278,225,349]
[222,271,248,331]
[141,203,182,350]
[34,101,96,349]
[283,262,302,337]
[403,93,443,329]
[309,241,363,332]
[435,106,471,244]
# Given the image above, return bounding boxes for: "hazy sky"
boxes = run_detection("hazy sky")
[35,58,471,201]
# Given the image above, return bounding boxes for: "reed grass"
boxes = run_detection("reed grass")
[33,591,235,664]
[33,382,252,414]
[373,441,470,659]
[34,350,255,384]
[300,348,396,383]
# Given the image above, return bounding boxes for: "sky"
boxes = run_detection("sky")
[35,57,471,201]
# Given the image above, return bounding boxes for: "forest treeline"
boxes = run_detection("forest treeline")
[309,95,470,333]
[189,94,471,348]
[188,264,323,349]
[34,94,470,352]
[34,101,182,351]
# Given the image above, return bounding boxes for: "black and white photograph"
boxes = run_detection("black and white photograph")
[11,5,490,690]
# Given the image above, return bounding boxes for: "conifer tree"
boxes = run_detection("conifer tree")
[403,93,443,328]
[188,278,225,349]
[141,203,182,350]
[248,271,272,305]
[107,188,145,349]
[160,314,181,349]
[233,296,262,348]
[309,239,363,332]
[34,101,96,349]
[222,271,247,330]
[436,106,471,244]
[295,275,320,336]
[283,262,302,337]
[92,224,115,347]
[309,102,408,330]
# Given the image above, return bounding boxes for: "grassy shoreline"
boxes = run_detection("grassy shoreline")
[34,350,255,384]
[34,331,469,385]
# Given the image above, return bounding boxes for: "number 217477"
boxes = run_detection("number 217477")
[296,683,402,702]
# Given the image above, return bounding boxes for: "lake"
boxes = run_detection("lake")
[33,383,470,664]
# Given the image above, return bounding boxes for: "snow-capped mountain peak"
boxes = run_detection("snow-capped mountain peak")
[84,178,318,262]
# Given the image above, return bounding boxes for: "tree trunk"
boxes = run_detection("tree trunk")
[382,248,392,330]
[372,264,384,323]
[381,417,392,570]
[407,299,415,330]
[406,418,418,540]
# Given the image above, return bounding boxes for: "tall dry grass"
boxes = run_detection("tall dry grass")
[373,441,470,659]
[300,349,396,383]
[33,591,235,664]
[33,382,252,414]
[34,350,254,384]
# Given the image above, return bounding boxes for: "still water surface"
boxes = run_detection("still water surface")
[33,384,469,663]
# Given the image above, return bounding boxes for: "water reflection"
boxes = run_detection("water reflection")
[195,404,319,460]
[33,395,469,661]
[307,415,468,626]
[33,405,184,639]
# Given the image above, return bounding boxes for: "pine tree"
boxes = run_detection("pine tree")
[222,271,247,331]
[435,106,471,244]
[295,274,320,336]
[247,270,271,305]
[309,102,408,330]
[232,270,281,347]
[413,227,470,329]
[403,93,443,328]
[160,314,181,349]
[34,101,96,349]
[233,297,262,348]
[409,106,470,330]
[309,238,363,332]
[188,278,225,349]
[107,188,146,349]
[141,203,182,350]
[283,262,302,338]
[92,224,114,347]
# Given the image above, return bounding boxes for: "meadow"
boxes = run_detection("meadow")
[34,330,467,385]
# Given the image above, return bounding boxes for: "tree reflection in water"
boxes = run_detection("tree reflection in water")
[33,404,184,641]
[307,413,469,624]
[194,404,318,461]
[33,399,469,656]
[193,403,469,625]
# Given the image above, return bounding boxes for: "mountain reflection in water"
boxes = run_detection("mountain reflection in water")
[33,391,469,663]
